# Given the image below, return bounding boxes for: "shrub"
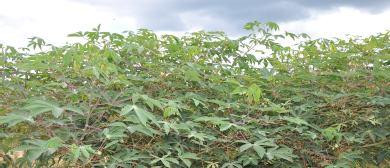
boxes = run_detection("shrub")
[0,22,389,167]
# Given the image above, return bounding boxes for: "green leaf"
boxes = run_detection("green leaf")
[247,84,262,103]
[120,105,134,116]
[183,68,201,82]
[253,145,265,158]
[26,148,45,161]
[266,147,296,162]
[254,139,277,147]
[239,143,252,152]
[232,87,247,95]
[70,145,81,161]
[182,158,192,167]
[192,98,204,107]
[181,152,199,159]
[92,67,100,79]
[81,147,90,159]
[23,99,64,118]
[78,145,95,159]
[141,94,163,110]
[52,107,64,118]
[0,112,34,126]
[162,122,171,134]
[104,140,119,149]
[219,123,233,131]
[46,137,63,148]
[133,105,157,126]
[266,22,280,31]
[166,158,180,164]
[161,159,171,167]
[63,106,83,115]
[163,106,180,118]
[322,127,342,142]
[284,117,309,126]
[67,31,84,37]
[259,103,287,114]
[127,124,159,137]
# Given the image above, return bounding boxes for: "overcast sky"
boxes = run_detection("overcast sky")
[1,0,390,47]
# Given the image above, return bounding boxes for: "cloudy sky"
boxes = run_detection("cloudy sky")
[1,0,390,47]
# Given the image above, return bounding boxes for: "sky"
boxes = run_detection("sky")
[1,0,390,47]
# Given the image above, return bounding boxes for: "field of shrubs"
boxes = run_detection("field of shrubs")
[0,22,389,167]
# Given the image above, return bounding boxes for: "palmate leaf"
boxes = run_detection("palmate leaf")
[247,84,262,104]
[266,147,296,162]
[239,141,269,159]
[69,144,96,161]
[232,86,247,95]
[132,93,163,110]
[194,116,245,131]
[0,112,34,126]
[104,140,119,149]
[253,145,266,159]
[133,105,158,126]
[163,100,185,118]
[23,99,64,118]
[221,161,243,168]
[259,103,287,114]
[111,149,149,163]
[120,105,133,116]
[102,127,126,140]
[120,104,158,126]
[151,152,180,168]
[188,131,216,142]
[1,99,81,126]
[283,116,322,131]
[192,98,205,107]
[284,116,309,126]
[239,143,253,152]
[254,139,277,147]
[266,22,280,31]
[46,137,63,148]
[63,106,84,116]
[179,152,200,167]
[163,106,180,118]
[239,154,260,166]
[183,66,201,82]
[127,124,160,137]
[12,137,63,161]
[194,116,228,124]
[322,126,342,142]
[142,95,163,110]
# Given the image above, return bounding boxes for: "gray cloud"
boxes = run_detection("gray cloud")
[72,0,390,34]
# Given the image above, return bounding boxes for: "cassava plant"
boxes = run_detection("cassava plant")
[0,21,389,167]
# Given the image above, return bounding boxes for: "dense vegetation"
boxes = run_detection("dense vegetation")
[0,21,389,167]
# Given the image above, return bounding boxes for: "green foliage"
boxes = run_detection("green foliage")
[0,21,389,167]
